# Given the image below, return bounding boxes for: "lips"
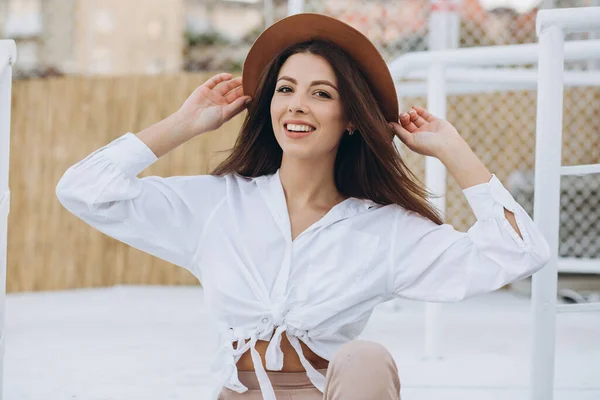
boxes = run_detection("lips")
[282,120,317,139]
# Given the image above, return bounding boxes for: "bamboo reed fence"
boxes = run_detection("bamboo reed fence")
[8,73,241,292]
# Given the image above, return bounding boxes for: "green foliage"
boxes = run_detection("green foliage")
[185,30,230,47]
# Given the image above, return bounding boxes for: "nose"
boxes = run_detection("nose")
[288,105,306,114]
[287,92,309,114]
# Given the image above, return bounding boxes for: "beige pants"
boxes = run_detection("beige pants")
[218,340,401,400]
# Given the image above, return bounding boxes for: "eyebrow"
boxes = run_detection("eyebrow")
[277,76,339,91]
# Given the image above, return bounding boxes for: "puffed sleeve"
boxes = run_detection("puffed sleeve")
[56,132,226,276]
[389,174,550,302]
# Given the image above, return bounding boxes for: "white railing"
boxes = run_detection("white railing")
[531,6,600,400]
[389,39,600,77]
[398,66,600,96]
[0,39,16,400]
[388,7,600,394]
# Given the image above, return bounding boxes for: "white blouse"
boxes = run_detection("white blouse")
[56,132,550,400]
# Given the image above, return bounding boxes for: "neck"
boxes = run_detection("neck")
[278,155,344,209]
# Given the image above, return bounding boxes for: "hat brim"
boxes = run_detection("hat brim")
[242,13,398,123]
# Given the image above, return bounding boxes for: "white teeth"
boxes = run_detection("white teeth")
[286,123,314,132]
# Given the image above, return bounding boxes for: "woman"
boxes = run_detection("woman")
[56,13,550,400]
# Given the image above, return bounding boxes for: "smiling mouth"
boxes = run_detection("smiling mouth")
[284,123,316,132]
[284,124,316,138]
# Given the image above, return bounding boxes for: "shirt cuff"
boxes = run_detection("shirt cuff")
[462,174,519,221]
[99,132,159,177]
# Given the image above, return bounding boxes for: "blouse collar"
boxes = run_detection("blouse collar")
[253,169,377,221]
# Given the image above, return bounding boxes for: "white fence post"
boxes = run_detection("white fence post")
[423,63,447,360]
[530,24,564,400]
[0,39,17,400]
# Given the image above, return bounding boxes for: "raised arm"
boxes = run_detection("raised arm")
[388,105,550,301]
[55,132,226,275]
[56,73,252,276]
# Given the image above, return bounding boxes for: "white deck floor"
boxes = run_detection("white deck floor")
[4,286,600,400]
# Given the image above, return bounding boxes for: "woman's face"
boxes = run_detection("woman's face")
[270,52,352,160]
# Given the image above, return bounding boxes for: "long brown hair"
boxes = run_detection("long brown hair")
[212,39,443,225]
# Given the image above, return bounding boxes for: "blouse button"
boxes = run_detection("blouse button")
[261,317,269,324]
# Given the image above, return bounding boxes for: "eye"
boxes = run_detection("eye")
[276,86,292,93]
[315,90,331,99]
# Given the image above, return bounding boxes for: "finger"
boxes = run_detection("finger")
[408,108,427,128]
[225,85,244,103]
[399,112,411,126]
[223,95,251,119]
[399,112,418,132]
[412,105,436,123]
[203,73,233,90]
[389,122,413,146]
[215,76,243,96]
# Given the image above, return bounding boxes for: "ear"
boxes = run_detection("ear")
[346,122,356,132]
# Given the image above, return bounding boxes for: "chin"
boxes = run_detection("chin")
[279,143,318,160]
[275,131,338,160]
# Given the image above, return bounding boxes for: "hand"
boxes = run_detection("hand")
[176,72,252,137]
[389,105,464,158]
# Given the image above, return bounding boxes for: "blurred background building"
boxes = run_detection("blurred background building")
[3,0,594,78]
[0,0,282,77]
[1,0,186,76]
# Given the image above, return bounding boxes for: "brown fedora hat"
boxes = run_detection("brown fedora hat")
[242,13,398,122]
